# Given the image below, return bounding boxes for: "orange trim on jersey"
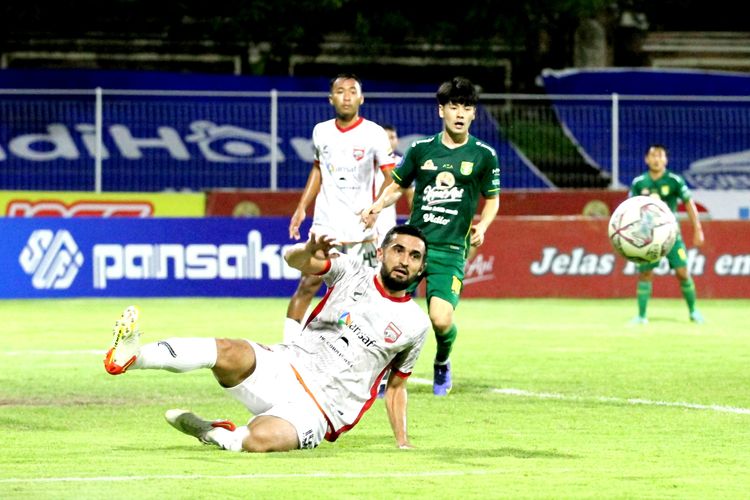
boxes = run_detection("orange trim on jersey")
[314,259,332,276]
[378,162,396,171]
[289,363,335,438]
[335,116,364,133]
[373,275,412,302]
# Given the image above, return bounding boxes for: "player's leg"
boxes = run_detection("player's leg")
[423,249,464,396]
[633,261,657,324]
[668,239,703,323]
[104,306,218,375]
[284,274,324,342]
[428,296,457,396]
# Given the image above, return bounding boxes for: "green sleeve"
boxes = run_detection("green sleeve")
[391,144,417,188]
[481,151,501,197]
[675,175,692,201]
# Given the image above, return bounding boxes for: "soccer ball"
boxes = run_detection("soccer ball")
[608,195,678,264]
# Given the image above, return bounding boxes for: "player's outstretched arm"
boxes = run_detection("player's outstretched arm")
[284,232,338,275]
[361,182,404,229]
[384,373,413,449]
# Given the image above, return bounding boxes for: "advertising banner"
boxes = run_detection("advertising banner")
[0,190,205,217]
[462,218,750,298]
[3,216,747,299]
[1,217,306,298]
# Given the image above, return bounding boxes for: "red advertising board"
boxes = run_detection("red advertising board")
[462,218,750,298]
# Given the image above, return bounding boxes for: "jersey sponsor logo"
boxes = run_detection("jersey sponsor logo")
[420,159,437,170]
[460,161,474,175]
[353,148,365,161]
[337,312,377,348]
[7,200,154,217]
[436,171,455,189]
[383,322,402,344]
[660,185,670,196]
[338,312,352,327]
[19,229,84,289]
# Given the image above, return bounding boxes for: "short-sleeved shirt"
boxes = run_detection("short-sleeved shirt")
[283,255,430,441]
[312,117,395,243]
[630,170,692,213]
[392,133,500,255]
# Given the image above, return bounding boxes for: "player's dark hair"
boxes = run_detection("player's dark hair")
[647,143,668,155]
[436,76,478,106]
[381,224,428,256]
[330,73,362,92]
[382,123,397,133]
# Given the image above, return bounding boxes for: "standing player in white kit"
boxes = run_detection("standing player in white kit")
[285,73,397,342]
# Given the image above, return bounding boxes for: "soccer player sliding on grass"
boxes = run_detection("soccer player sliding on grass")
[103,225,429,452]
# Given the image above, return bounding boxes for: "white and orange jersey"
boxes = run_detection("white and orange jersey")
[312,117,395,243]
[281,255,429,442]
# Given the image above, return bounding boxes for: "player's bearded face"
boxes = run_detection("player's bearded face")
[379,237,425,291]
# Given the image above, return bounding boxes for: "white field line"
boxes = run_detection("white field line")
[3,350,105,356]
[0,470,503,485]
[494,388,750,415]
[4,351,746,415]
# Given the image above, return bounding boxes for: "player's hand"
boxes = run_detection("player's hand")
[289,208,306,240]
[469,224,486,247]
[694,227,705,247]
[305,232,338,260]
[359,205,380,229]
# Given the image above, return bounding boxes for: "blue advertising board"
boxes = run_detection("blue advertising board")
[1,217,311,298]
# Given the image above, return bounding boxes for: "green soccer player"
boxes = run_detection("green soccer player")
[362,76,500,396]
[629,144,705,324]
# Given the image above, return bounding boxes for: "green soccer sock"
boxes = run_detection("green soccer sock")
[637,281,652,319]
[434,324,458,364]
[680,278,697,314]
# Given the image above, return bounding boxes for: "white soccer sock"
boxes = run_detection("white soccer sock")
[133,337,217,372]
[283,318,303,344]
[207,425,250,452]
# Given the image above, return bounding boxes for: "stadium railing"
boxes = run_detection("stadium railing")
[1,89,749,192]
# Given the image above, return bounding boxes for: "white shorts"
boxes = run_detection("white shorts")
[224,341,328,449]
[309,225,378,268]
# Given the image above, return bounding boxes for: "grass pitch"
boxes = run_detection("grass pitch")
[1,297,749,499]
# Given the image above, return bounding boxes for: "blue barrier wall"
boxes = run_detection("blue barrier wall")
[2,217,313,298]
[541,68,750,189]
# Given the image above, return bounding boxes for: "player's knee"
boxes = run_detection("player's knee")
[243,423,298,452]
[213,338,255,387]
[430,315,453,334]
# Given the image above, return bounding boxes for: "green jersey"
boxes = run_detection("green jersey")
[392,133,500,254]
[630,170,692,213]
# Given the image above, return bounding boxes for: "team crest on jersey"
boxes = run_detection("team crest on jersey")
[383,322,402,344]
[460,161,474,175]
[661,185,670,196]
[353,148,365,161]
[420,159,437,170]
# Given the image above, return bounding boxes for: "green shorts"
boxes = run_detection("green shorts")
[638,234,688,272]
[409,247,465,309]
